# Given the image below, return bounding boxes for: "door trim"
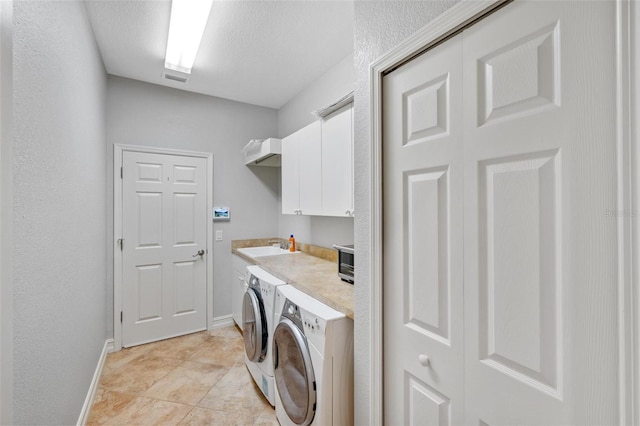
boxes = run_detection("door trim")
[113,144,214,351]
[0,1,12,422]
[368,0,638,424]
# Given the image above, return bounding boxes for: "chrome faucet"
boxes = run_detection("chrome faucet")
[268,239,289,250]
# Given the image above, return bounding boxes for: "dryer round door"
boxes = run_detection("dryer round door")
[242,288,267,362]
[273,317,316,426]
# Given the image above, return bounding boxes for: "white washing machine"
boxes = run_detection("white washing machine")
[242,265,288,406]
[272,285,354,426]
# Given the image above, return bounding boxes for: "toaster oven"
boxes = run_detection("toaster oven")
[332,244,354,284]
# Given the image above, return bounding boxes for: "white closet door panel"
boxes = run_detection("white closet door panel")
[383,33,464,425]
[463,1,618,424]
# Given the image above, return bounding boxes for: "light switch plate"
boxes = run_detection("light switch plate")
[215,230,223,241]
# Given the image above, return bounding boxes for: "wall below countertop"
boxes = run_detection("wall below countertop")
[106,75,279,333]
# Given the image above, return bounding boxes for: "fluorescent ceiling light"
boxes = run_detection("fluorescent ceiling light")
[164,0,214,74]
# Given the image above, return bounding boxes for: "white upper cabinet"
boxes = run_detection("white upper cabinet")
[321,104,354,217]
[282,120,322,215]
[281,104,354,217]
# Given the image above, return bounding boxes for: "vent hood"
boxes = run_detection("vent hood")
[242,138,281,167]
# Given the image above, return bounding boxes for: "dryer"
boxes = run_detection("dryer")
[242,265,288,406]
[272,285,353,426]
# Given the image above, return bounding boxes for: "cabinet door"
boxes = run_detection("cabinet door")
[231,255,250,327]
[298,120,322,216]
[321,104,353,217]
[281,131,300,214]
[231,267,245,327]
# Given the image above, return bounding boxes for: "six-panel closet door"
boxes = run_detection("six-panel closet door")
[382,0,620,424]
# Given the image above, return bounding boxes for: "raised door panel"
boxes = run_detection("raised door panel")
[383,33,464,425]
[298,120,322,215]
[463,2,618,424]
[281,132,300,214]
[406,374,451,426]
[136,264,163,322]
[136,192,163,248]
[173,260,197,315]
[321,104,353,217]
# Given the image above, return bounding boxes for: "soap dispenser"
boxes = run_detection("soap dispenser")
[289,234,296,252]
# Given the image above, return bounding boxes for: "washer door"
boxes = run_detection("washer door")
[273,317,316,426]
[242,288,267,362]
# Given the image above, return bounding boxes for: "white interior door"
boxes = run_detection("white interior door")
[383,0,621,424]
[463,1,618,424]
[383,34,464,424]
[121,151,208,347]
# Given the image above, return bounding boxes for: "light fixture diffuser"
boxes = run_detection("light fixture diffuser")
[164,0,214,74]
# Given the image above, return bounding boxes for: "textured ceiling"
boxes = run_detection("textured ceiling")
[84,0,354,109]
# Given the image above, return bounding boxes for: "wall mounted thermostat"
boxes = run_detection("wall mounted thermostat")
[213,207,230,221]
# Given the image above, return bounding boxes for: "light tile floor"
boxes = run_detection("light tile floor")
[88,326,278,425]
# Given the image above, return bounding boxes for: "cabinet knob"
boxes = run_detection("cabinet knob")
[418,354,430,367]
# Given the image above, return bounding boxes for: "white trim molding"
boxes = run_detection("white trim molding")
[0,0,13,422]
[212,314,234,329]
[76,338,114,426]
[369,0,638,424]
[112,144,214,351]
[630,0,640,421]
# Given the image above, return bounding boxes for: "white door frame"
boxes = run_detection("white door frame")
[113,144,214,351]
[368,0,639,423]
[0,0,12,422]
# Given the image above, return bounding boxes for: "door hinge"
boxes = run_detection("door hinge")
[120,311,123,323]
[117,238,124,251]
[120,167,123,179]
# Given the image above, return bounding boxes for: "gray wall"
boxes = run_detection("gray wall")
[352,1,460,424]
[277,53,355,248]
[106,76,279,332]
[12,1,108,423]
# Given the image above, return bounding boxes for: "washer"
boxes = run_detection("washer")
[272,285,353,426]
[242,265,288,406]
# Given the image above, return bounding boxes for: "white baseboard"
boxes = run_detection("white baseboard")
[77,338,114,426]
[211,314,234,329]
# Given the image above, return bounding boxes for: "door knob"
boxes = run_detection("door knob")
[418,354,430,367]
[192,249,205,257]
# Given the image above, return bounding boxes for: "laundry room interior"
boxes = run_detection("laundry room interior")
[0,0,638,425]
